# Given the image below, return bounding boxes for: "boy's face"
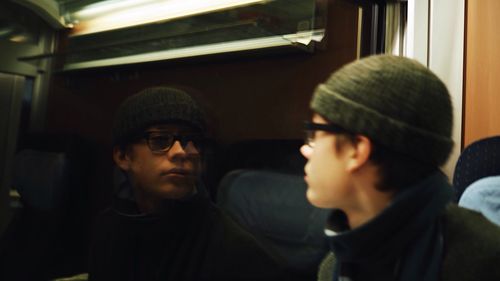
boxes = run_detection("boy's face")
[300,114,354,209]
[115,123,202,201]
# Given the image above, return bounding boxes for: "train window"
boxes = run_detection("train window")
[58,0,327,70]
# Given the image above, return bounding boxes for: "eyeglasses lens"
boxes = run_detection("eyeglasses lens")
[146,133,203,153]
[148,134,175,152]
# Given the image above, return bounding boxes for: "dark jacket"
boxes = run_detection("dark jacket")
[317,205,500,281]
[89,191,297,281]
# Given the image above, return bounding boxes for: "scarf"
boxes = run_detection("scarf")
[326,172,453,281]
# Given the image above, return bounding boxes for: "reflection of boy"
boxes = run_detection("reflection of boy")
[89,86,297,281]
[300,55,500,281]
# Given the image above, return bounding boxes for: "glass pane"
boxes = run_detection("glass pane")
[61,0,326,68]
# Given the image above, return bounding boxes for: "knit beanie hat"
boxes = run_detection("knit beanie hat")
[311,55,453,167]
[112,86,206,145]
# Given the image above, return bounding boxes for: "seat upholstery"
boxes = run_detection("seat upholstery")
[217,169,329,278]
[453,136,500,202]
[0,133,94,280]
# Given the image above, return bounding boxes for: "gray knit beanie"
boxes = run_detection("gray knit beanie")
[112,86,206,145]
[311,55,453,166]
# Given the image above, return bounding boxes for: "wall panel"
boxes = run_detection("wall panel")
[464,0,500,146]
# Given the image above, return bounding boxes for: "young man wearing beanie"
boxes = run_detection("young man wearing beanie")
[89,86,299,281]
[300,55,500,281]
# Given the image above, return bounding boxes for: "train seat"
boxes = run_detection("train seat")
[0,133,94,280]
[217,169,329,279]
[452,136,500,202]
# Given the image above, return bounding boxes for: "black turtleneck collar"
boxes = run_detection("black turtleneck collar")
[326,172,453,281]
[110,179,211,222]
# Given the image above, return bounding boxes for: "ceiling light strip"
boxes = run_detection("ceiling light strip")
[71,0,270,36]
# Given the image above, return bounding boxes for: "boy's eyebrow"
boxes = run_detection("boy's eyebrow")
[149,123,197,130]
[146,129,199,135]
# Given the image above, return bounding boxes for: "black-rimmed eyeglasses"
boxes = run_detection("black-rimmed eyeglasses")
[303,121,350,148]
[142,131,204,153]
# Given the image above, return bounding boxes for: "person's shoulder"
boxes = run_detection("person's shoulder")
[207,207,305,280]
[441,204,500,281]
[209,205,278,256]
[92,207,117,228]
[209,206,266,250]
[443,204,500,243]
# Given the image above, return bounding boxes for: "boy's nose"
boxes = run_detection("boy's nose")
[300,144,312,159]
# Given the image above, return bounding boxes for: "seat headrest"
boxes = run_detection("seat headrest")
[453,136,500,201]
[217,169,328,245]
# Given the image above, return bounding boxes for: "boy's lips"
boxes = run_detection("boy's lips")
[163,168,192,176]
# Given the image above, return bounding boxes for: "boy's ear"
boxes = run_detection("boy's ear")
[113,146,131,171]
[346,135,372,173]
